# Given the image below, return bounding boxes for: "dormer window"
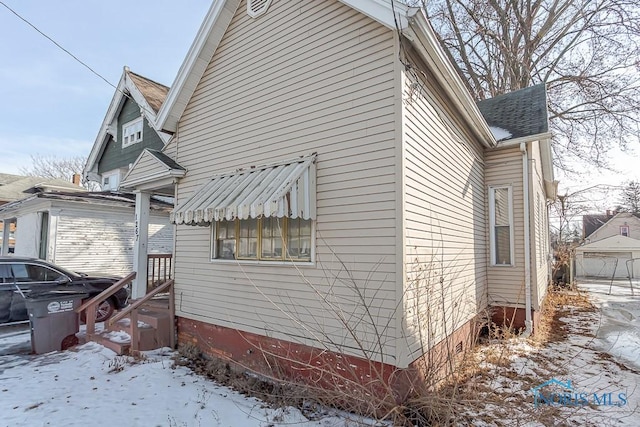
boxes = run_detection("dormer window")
[122,117,143,147]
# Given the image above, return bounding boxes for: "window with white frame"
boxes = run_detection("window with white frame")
[489,186,514,266]
[101,170,120,191]
[621,225,630,237]
[122,117,143,147]
[211,217,312,262]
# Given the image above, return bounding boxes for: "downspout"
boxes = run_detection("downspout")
[520,142,533,337]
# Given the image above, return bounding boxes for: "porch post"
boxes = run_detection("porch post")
[1,219,10,255]
[132,191,150,299]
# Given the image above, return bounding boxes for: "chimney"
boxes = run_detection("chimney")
[72,173,81,186]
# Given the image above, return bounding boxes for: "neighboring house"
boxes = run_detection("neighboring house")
[0,173,82,255]
[0,192,172,276]
[582,211,616,240]
[83,66,171,191]
[576,212,640,278]
[80,66,181,289]
[120,0,556,399]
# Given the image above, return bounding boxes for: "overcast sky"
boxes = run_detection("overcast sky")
[0,0,210,174]
[0,0,637,210]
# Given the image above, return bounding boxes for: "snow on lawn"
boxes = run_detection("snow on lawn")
[0,326,370,427]
[458,279,640,426]
[3,279,640,426]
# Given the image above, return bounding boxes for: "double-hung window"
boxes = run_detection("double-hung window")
[212,217,312,262]
[489,186,514,266]
[122,117,143,147]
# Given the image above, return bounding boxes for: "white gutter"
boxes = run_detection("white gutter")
[520,142,533,337]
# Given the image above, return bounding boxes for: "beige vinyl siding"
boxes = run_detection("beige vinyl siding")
[401,55,488,365]
[588,213,640,242]
[485,146,526,309]
[173,0,398,363]
[123,151,164,184]
[51,208,172,276]
[529,140,550,309]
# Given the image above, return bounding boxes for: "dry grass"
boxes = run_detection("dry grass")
[535,284,595,344]
[171,286,597,426]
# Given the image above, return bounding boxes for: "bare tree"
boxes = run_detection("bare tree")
[618,180,640,213]
[19,154,97,190]
[411,0,640,171]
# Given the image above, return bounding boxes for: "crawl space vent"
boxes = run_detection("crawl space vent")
[247,0,272,18]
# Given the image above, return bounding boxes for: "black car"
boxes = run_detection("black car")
[0,257,128,323]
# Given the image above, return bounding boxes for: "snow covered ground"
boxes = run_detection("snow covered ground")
[0,325,370,427]
[1,279,640,426]
[460,279,640,426]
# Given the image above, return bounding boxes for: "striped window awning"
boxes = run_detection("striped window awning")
[171,154,316,225]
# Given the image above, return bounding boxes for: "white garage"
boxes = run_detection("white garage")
[575,236,640,279]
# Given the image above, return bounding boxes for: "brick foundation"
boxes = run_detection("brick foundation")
[177,315,483,409]
[490,306,541,332]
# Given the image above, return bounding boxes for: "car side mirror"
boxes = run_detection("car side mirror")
[56,276,71,285]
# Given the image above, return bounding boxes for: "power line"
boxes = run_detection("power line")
[0,1,165,129]
[0,1,116,90]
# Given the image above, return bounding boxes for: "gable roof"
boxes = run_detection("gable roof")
[120,149,186,193]
[583,213,616,238]
[0,173,82,203]
[155,0,496,147]
[477,84,549,141]
[83,67,171,183]
[128,71,169,113]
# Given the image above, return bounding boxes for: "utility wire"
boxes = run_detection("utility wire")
[0,1,117,90]
[0,1,164,129]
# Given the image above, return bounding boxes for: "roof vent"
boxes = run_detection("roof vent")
[247,0,272,18]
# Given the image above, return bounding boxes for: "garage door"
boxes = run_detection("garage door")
[579,251,632,278]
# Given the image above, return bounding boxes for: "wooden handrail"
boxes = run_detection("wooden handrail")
[108,279,174,326]
[76,271,136,337]
[108,278,175,353]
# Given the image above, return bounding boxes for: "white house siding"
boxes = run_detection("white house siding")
[401,58,488,365]
[50,207,172,276]
[529,140,550,309]
[13,212,40,258]
[485,146,526,309]
[173,0,399,364]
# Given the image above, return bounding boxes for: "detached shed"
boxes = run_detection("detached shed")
[575,235,640,279]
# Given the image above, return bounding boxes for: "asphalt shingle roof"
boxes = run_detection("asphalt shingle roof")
[477,83,549,140]
[128,71,169,113]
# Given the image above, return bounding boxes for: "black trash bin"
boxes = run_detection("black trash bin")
[24,291,88,354]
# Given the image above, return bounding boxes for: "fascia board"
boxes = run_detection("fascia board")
[83,73,128,181]
[340,0,412,29]
[406,11,496,148]
[156,0,241,133]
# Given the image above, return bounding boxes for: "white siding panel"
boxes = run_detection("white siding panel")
[51,209,172,276]
[173,0,398,363]
[401,57,488,365]
[485,146,526,308]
